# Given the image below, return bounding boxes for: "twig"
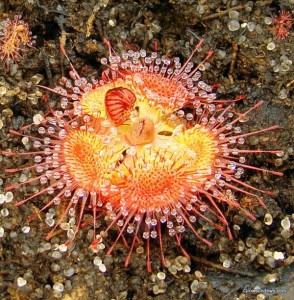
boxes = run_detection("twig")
[36,0,69,16]
[0,136,11,144]
[41,48,53,87]
[131,2,149,28]
[221,287,242,300]
[202,5,245,22]
[286,79,294,89]
[201,1,272,22]
[55,15,67,77]
[190,255,255,277]
[228,43,238,84]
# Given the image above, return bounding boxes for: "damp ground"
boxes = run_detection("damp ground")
[0,1,293,300]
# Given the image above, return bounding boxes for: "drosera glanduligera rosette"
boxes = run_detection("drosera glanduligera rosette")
[3,39,283,271]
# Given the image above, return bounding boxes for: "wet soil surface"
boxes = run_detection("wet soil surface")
[0,1,293,300]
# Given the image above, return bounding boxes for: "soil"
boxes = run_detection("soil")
[0,1,293,300]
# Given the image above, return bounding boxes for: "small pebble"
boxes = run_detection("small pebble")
[10,231,17,238]
[153,285,160,295]
[5,192,13,202]
[264,17,272,25]
[273,251,284,260]
[45,218,55,227]
[257,294,266,300]
[190,280,199,294]
[53,282,64,292]
[64,267,75,277]
[108,19,116,27]
[264,213,273,225]
[183,265,191,273]
[51,263,61,272]
[247,22,255,32]
[136,246,144,254]
[281,218,291,230]
[278,89,288,100]
[93,256,102,266]
[267,273,278,283]
[22,137,29,145]
[22,226,30,234]
[196,5,205,14]
[168,265,177,275]
[0,194,6,204]
[17,277,27,287]
[229,10,239,19]
[263,250,272,257]
[275,158,283,167]
[0,86,7,96]
[33,114,44,125]
[281,229,291,239]
[223,259,231,268]
[217,50,226,59]
[98,263,106,272]
[1,208,9,217]
[157,272,166,280]
[58,244,67,252]
[228,20,240,31]
[43,243,52,251]
[194,271,203,278]
[52,251,62,259]
[19,174,28,183]
[60,223,70,230]
[267,42,275,51]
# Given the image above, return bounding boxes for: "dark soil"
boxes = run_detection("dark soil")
[0,1,293,300]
